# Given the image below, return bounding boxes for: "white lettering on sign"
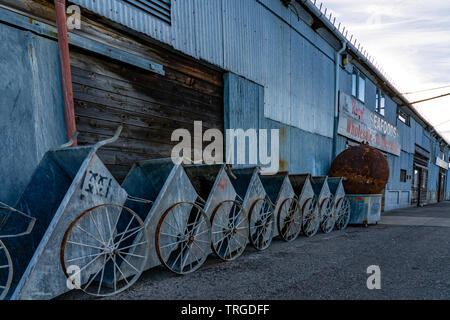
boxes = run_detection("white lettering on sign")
[436,157,449,170]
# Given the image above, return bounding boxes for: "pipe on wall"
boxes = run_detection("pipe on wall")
[54,0,77,145]
[332,41,347,159]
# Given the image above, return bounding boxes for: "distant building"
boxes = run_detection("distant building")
[0,0,449,210]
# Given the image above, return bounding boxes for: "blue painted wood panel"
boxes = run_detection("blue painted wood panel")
[0,22,66,205]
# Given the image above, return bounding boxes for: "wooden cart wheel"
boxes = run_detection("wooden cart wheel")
[277,198,302,242]
[335,198,351,230]
[248,198,274,251]
[61,204,149,297]
[156,202,211,275]
[320,197,335,234]
[211,200,248,261]
[0,240,13,300]
[301,197,320,237]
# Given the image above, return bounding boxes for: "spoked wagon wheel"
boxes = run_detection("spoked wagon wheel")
[335,198,351,230]
[211,200,248,261]
[302,197,320,237]
[320,197,335,234]
[277,198,302,242]
[61,204,149,297]
[156,202,211,275]
[0,240,12,300]
[248,198,274,251]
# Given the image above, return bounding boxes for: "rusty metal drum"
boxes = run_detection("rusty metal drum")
[329,144,390,195]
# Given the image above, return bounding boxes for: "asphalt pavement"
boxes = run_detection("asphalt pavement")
[61,201,450,300]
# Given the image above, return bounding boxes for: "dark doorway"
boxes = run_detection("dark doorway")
[412,166,428,207]
[438,169,446,202]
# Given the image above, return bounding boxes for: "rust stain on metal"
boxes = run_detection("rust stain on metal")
[279,159,288,172]
[280,126,286,140]
[279,126,287,171]
[329,143,389,194]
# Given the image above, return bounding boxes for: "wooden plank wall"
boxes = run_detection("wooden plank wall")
[71,47,224,182]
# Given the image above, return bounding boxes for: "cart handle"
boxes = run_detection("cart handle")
[0,202,36,238]
[226,164,237,180]
[93,125,123,152]
[59,131,79,149]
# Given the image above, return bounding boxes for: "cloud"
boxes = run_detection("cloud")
[322,0,450,143]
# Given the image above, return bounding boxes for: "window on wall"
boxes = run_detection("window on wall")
[124,0,172,25]
[351,68,366,102]
[375,89,385,116]
[398,109,410,126]
[400,169,407,183]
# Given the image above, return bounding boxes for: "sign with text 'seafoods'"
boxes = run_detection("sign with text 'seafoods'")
[338,92,401,156]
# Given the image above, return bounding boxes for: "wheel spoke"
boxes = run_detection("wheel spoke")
[67,252,104,263]
[117,241,148,252]
[89,212,106,245]
[97,255,109,295]
[114,226,145,248]
[70,253,105,281]
[112,255,129,285]
[75,224,105,246]
[117,252,140,274]
[67,241,104,251]
[83,255,110,291]
[159,239,184,249]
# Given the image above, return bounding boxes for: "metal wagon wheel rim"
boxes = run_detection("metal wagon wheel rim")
[320,197,335,234]
[335,198,351,230]
[210,200,248,261]
[248,198,274,251]
[0,240,13,300]
[277,198,302,242]
[61,204,150,297]
[156,202,211,275]
[302,197,320,237]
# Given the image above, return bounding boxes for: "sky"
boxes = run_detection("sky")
[321,0,450,143]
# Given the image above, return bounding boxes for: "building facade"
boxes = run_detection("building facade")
[0,0,449,211]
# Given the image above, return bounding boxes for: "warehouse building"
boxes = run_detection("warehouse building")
[0,0,449,211]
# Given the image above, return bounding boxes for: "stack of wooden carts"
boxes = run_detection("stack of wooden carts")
[0,128,351,300]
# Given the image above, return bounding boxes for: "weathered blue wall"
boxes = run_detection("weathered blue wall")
[0,22,66,205]
[225,72,332,176]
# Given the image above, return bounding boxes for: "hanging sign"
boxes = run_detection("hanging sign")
[338,92,401,156]
[436,157,449,170]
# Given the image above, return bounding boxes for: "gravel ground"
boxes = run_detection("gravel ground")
[60,202,450,300]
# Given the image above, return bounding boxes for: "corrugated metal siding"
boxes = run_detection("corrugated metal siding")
[73,0,336,138]
[226,72,331,175]
[68,0,447,205]
[388,151,412,191]
[428,138,439,192]
[72,0,173,44]
[172,0,197,58]
[384,96,397,125]
[415,119,425,149]
[422,129,431,151]
[263,15,291,125]
[222,0,265,85]
[398,121,414,154]
[365,78,376,112]
[193,0,224,66]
